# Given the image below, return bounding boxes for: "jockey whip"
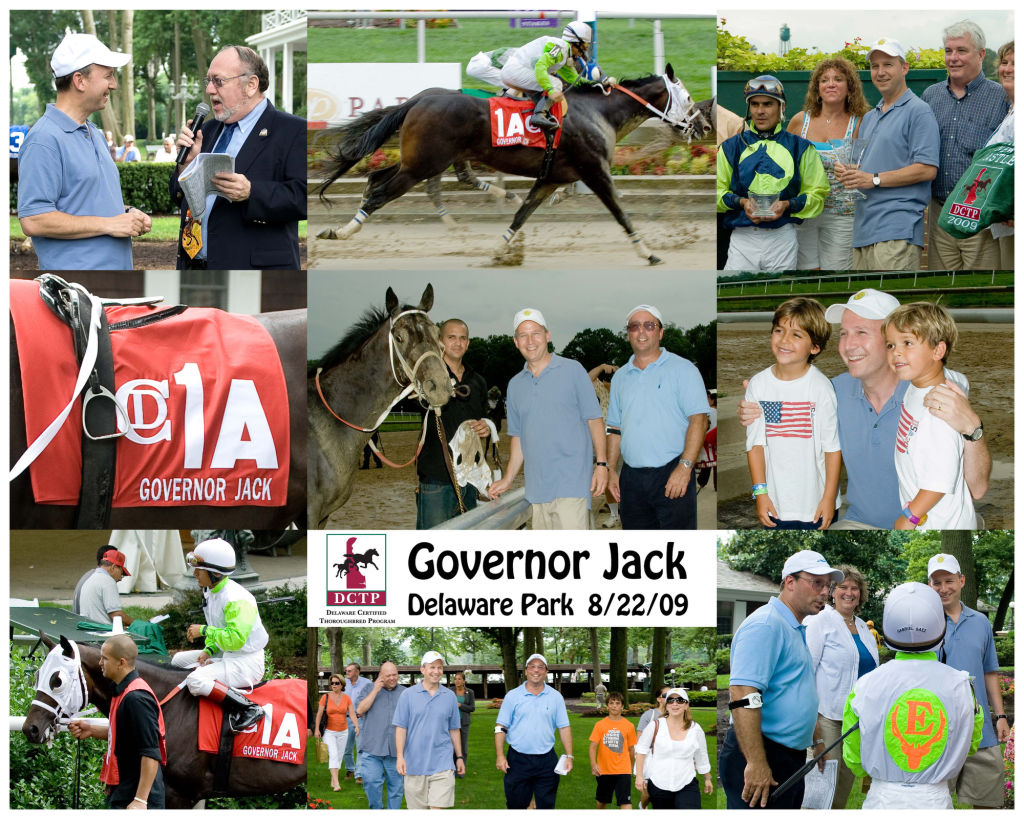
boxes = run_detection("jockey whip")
[769,721,860,804]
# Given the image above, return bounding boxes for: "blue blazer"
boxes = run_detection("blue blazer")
[171,101,306,269]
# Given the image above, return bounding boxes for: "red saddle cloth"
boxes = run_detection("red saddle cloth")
[488,97,564,148]
[10,279,290,507]
[197,679,306,764]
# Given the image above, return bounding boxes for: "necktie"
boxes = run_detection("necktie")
[212,123,236,153]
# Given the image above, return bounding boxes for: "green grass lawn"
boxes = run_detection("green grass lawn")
[10,216,307,242]
[309,18,715,99]
[308,706,718,809]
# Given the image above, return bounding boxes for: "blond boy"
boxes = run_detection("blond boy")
[745,297,841,529]
[883,302,976,529]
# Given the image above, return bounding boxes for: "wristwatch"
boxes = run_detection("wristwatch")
[872,174,882,188]
[963,421,984,442]
[728,692,763,710]
[679,457,693,469]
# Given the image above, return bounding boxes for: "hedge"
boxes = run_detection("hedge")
[11,162,179,216]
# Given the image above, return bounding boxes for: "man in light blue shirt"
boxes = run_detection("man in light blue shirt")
[835,38,940,271]
[719,550,841,809]
[488,308,607,529]
[495,653,573,809]
[606,304,709,529]
[343,662,374,781]
[928,553,1009,808]
[393,651,464,809]
[17,32,151,269]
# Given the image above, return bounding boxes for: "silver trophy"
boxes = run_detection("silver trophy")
[834,137,870,200]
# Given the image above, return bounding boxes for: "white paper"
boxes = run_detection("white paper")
[800,758,838,810]
[554,754,570,775]
[178,153,235,217]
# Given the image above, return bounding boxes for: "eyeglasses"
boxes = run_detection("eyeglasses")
[627,321,660,333]
[203,73,249,89]
[665,696,687,705]
[795,573,831,593]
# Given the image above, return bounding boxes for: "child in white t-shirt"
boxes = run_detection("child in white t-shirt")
[745,297,841,529]
[883,302,976,530]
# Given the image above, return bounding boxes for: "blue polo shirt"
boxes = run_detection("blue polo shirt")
[941,602,1000,749]
[347,675,374,711]
[832,373,908,528]
[360,684,406,757]
[17,103,132,270]
[392,682,461,775]
[507,354,602,505]
[496,682,570,755]
[730,596,818,750]
[607,349,710,467]
[852,88,940,248]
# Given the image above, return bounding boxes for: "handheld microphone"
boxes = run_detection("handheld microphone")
[176,102,210,164]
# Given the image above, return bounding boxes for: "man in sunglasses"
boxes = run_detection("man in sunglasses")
[720,550,841,809]
[606,304,710,529]
[172,45,306,269]
[717,74,829,271]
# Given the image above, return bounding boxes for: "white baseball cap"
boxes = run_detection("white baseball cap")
[927,553,962,579]
[781,550,844,583]
[420,651,445,665]
[664,687,689,702]
[867,38,907,61]
[882,582,946,652]
[824,289,901,323]
[525,653,548,667]
[51,32,130,78]
[626,304,664,326]
[513,308,548,334]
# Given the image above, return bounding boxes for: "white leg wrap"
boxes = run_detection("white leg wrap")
[629,232,653,260]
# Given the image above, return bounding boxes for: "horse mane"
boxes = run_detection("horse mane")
[312,300,422,375]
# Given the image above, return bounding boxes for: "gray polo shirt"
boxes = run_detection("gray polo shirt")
[75,568,121,624]
[360,684,407,757]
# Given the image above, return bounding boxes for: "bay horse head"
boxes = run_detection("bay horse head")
[384,283,452,410]
[21,635,94,745]
[660,64,712,141]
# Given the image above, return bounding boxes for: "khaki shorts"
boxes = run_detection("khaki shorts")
[404,770,455,809]
[949,744,1006,807]
[852,239,922,271]
[928,199,1001,271]
[531,497,589,530]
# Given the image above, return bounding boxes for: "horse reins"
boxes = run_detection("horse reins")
[612,77,703,133]
[315,308,454,469]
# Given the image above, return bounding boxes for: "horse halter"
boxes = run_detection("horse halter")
[30,642,90,742]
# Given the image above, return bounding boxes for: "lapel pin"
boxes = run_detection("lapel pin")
[259,128,269,137]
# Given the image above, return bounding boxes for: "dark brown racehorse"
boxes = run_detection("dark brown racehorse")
[308,284,452,529]
[21,636,305,809]
[315,66,711,265]
[10,304,307,530]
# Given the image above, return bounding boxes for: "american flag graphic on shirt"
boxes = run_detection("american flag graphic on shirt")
[896,404,919,453]
[759,401,815,438]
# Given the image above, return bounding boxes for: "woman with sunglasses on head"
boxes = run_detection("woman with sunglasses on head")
[804,565,878,808]
[786,59,871,270]
[635,687,713,809]
[315,674,360,791]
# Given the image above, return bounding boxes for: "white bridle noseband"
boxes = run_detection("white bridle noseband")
[30,642,90,741]
[387,308,449,406]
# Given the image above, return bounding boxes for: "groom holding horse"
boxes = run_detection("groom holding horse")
[70,634,167,809]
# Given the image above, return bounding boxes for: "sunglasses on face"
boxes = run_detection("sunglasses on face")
[627,321,660,333]
[666,697,687,704]
[330,681,341,686]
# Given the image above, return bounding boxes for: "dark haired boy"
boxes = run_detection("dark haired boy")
[588,692,637,809]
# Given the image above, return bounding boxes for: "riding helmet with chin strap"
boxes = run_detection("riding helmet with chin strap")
[744,74,786,121]
[562,20,593,56]
[186,538,236,577]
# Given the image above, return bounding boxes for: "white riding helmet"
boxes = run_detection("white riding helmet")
[187,538,236,576]
[562,21,593,46]
[882,582,946,653]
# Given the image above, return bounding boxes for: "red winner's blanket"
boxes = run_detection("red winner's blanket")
[198,679,306,764]
[10,279,290,507]
[488,96,564,148]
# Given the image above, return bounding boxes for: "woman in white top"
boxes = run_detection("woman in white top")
[986,41,1014,268]
[804,565,879,809]
[634,685,670,809]
[635,687,712,809]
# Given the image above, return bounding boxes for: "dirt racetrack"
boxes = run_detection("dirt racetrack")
[717,321,1015,530]
[308,215,715,270]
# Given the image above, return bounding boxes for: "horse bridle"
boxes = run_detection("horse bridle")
[30,642,90,741]
[613,76,704,135]
[315,308,456,434]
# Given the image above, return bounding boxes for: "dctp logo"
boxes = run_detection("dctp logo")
[326,534,386,606]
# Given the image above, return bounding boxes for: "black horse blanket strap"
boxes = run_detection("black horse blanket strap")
[37,275,118,528]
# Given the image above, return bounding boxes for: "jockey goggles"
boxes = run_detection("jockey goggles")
[744,75,786,104]
[185,550,234,574]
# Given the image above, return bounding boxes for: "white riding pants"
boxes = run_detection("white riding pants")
[500,60,562,94]
[725,224,798,272]
[172,649,265,697]
[863,780,952,810]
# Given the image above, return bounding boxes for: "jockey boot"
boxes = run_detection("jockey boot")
[530,95,559,134]
[207,680,265,732]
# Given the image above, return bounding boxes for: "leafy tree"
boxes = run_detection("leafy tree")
[10,11,80,116]
[559,327,631,371]
[649,627,667,695]
[609,627,628,695]
[463,333,523,397]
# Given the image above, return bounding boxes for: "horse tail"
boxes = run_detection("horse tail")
[316,100,418,203]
